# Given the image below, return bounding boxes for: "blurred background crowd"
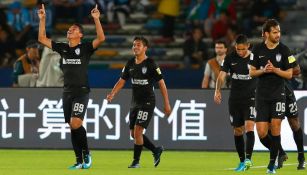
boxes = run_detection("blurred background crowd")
[1,0,307,89]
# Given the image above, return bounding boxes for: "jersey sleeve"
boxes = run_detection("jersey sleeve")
[221,54,231,73]
[151,60,163,82]
[84,42,96,56]
[284,46,296,69]
[120,61,130,80]
[249,46,259,69]
[51,41,63,55]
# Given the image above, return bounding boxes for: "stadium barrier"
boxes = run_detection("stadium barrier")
[0,88,306,151]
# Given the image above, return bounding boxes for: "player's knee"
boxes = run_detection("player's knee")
[70,117,82,129]
[233,127,244,136]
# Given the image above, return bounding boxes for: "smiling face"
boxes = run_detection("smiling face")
[132,40,147,57]
[66,25,83,40]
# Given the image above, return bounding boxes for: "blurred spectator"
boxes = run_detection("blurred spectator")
[183,27,208,69]
[29,0,52,39]
[252,0,280,24]
[186,0,211,30]
[36,47,63,87]
[52,0,84,24]
[155,0,180,43]
[12,40,40,87]
[211,10,230,41]
[107,0,130,28]
[0,7,16,67]
[204,0,237,38]
[201,40,227,88]
[6,1,32,49]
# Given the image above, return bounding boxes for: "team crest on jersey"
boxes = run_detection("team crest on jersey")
[276,53,281,62]
[75,48,80,55]
[142,67,147,74]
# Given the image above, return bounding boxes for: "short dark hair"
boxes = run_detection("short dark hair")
[133,36,149,47]
[73,23,84,34]
[262,19,280,33]
[235,34,248,45]
[215,40,227,48]
[26,40,39,48]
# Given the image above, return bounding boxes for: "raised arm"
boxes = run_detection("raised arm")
[106,78,126,102]
[38,4,52,48]
[214,71,226,104]
[91,4,105,49]
[158,79,172,116]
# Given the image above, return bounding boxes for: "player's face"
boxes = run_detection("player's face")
[67,25,83,40]
[266,26,280,43]
[132,40,147,56]
[27,47,39,60]
[235,43,249,57]
[215,43,227,56]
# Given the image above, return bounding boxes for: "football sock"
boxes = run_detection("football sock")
[269,135,280,166]
[143,135,156,152]
[71,129,83,163]
[260,134,271,150]
[234,135,245,162]
[245,131,255,160]
[133,144,143,161]
[293,128,305,160]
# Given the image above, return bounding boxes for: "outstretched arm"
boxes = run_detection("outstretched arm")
[91,4,105,49]
[38,4,52,48]
[158,79,172,116]
[106,78,126,102]
[214,71,226,104]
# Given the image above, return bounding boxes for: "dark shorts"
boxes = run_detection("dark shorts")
[129,106,154,129]
[228,98,255,127]
[285,90,298,118]
[62,92,89,123]
[255,98,285,122]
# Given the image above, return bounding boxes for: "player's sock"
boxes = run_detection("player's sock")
[270,135,280,166]
[293,128,305,160]
[260,134,271,150]
[278,143,286,156]
[234,135,245,162]
[79,126,89,155]
[245,131,255,160]
[143,135,156,152]
[71,129,83,164]
[133,144,143,162]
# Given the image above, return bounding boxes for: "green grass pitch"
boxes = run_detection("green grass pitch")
[0,149,305,175]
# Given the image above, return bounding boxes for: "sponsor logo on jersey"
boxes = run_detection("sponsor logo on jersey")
[62,58,81,64]
[288,55,296,63]
[231,63,237,66]
[142,67,147,74]
[75,48,80,55]
[276,53,281,62]
[156,68,161,75]
[232,73,252,80]
[131,78,148,85]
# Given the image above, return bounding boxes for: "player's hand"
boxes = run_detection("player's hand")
[164,103,172,117]
[106,93,114,102]
[263,61,273,73]
[37,4,46,19]
[91,4,100,19]
[214,90,222,104]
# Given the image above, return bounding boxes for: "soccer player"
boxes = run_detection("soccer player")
[38,4,105,169]
[106,36,172,168]
[214,34,256,172]
[260,28,305,171]
[249,19,293,174]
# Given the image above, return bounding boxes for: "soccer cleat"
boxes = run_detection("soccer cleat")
[234,162,245,172]
[297,160,306,170]
[267,164,276,174]
[128,160,140,168]
[82,154,92,169]
[244,159,253,171]
[266,169,276,174]
[276,153,288,169]
[68,163,83,170]
[153,146,164,167]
